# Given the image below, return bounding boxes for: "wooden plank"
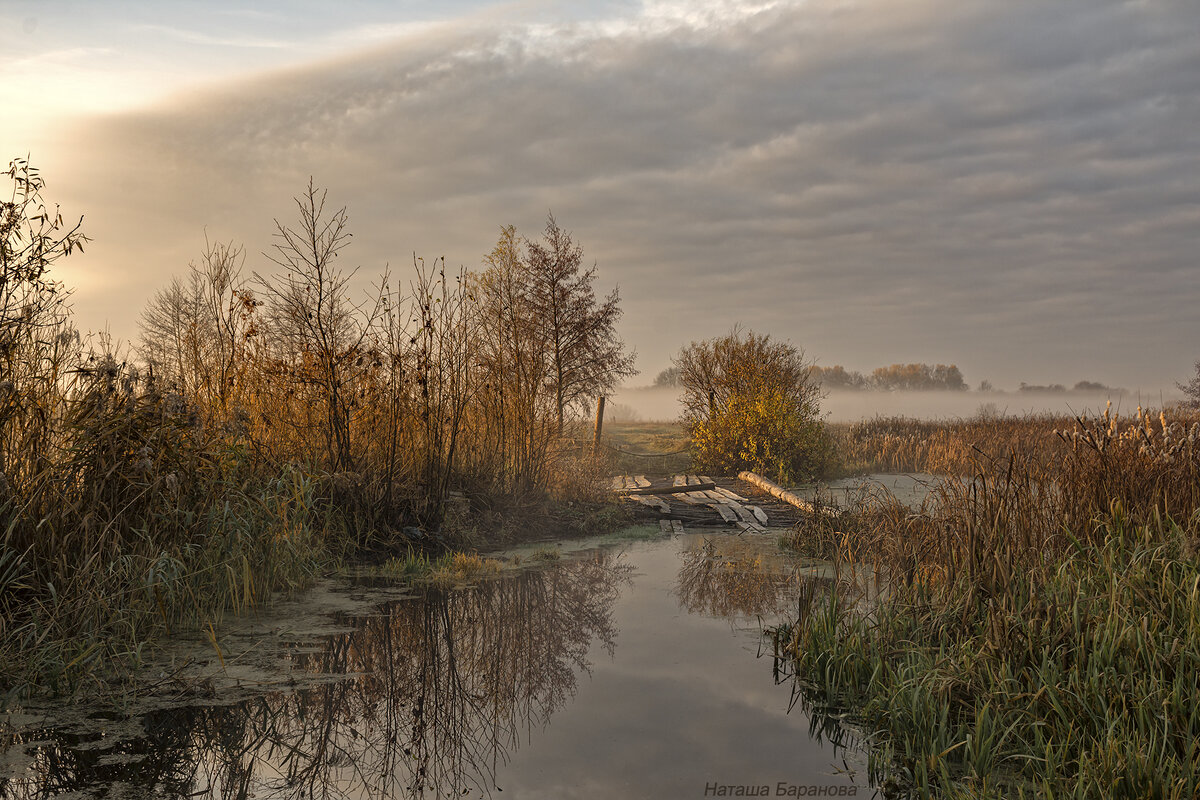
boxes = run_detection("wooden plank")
[634,475,651,488]
[673,475,687,487]
[676,492,705,505]
[671,520,684,533]
[660,520,673,533]
[687,475,701,485]
[699,475,713,484]
[748,505,769,525]
[702,490,726,502]
[618,481,715,496]
[634,495,669,514]
[709,503,738,524]
[735,521,767,535]
[728,502,759,526]
[712,486,748,502]
[610,476,625,491]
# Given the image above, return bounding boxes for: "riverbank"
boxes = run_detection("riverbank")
[773,408,1200,798]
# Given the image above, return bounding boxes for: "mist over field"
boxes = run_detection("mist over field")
[610,386,1184,424]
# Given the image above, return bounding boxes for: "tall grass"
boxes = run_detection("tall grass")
[775,407,1200,798]
[0,163,626,698]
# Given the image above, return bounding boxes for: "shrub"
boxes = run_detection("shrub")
[674,328,831,483]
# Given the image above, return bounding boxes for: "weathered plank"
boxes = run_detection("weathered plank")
[711,486,748,502]
[728,502,759,526]
[633,494,670,514]
[747,505,769,525]
[687,475,702,485]
[709,503,739,524]
[673,475,687,487]
[618,482,715,496]
[634,475,651,488]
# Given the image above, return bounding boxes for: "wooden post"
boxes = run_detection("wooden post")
[593,396,606,453]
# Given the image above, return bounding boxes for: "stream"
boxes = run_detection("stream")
[0,526,885,799]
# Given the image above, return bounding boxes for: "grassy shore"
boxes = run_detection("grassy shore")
[775,408,1200,798]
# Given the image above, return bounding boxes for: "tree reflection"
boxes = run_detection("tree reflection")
[674,536,831,620]
[0,551,630,800]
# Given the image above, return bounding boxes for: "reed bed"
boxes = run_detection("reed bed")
[774,406,1200,798]
[1,164,627,698]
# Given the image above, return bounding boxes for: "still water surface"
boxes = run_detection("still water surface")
[0,530,875,799]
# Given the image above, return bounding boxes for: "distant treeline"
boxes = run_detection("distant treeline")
[654,364,1122,394]
[661,363,970,392]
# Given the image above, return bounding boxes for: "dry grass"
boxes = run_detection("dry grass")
[774,406,1200,798]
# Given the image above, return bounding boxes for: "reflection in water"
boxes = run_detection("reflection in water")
[675,536,821,619]
[676,536,878,788]
[0,552,631,800]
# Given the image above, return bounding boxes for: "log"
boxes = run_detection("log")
[737,471,839,517]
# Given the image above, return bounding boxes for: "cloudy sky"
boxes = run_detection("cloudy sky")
[3,0,1198,393]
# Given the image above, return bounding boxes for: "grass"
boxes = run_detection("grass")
[774,406,1200,798]
[597,420,692,475]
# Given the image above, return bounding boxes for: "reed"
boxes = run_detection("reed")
[775,406,1200,798]
[0,163,628,697]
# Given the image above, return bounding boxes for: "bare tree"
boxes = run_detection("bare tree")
[138,236,256,412]
[255,180,381,472]
[0,157,86,478]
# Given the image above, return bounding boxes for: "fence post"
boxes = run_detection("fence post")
[593,396,606,454]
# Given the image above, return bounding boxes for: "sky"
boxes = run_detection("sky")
[2,0,1199,395]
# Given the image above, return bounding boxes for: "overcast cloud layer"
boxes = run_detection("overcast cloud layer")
[8,0,1200,391]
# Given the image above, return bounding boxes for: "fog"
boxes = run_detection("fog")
[608,387,1184,424]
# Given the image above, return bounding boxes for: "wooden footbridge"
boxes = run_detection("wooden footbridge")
[612,472,821,534]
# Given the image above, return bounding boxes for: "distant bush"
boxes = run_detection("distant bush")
[674,328,832,483]
[652,366,680,387]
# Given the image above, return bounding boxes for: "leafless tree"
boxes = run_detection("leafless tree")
[139,236,256,413]
[254,180,382,473]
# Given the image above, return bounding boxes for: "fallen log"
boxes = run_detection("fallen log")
[737,471,839,517]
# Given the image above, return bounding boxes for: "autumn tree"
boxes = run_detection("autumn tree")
[0,157,86,479]
[674,328,831,482]
[471,226,556,492]
[524,215,636,434]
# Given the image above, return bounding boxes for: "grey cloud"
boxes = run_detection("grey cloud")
[57,0,1200,389]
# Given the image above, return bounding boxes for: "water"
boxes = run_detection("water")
[0,531,876,799]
